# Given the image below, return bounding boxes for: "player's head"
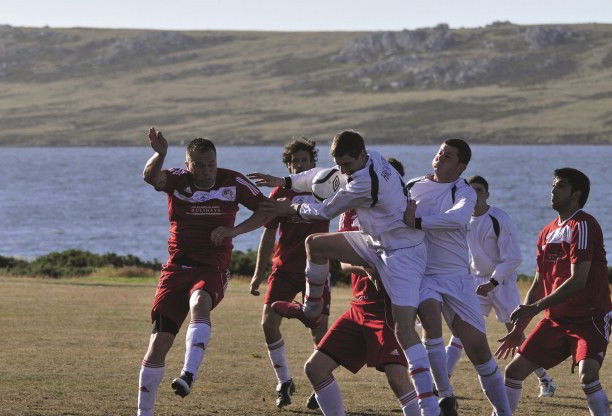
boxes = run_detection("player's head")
[282,137,317,174]
[386,157,405,177]
[185,138,217,188]
[331,130,367,175]
[552,168,590,211]
[468,175,490,206]
[432,138,471,181]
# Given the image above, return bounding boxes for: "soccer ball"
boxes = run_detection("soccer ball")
[311,168,346,201]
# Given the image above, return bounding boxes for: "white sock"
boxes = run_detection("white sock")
[582,380,610,416]
[403,344,439,416]
[504,376,523,413]
[398,390,420,416]
[475,358,512,416]
[182,319,211,379]
[445,335,463,377]
[304,261,328,316]
[424,337,453,397]
[533,367,551,381]
[267,339,291,385]
[314,377,345,416]
[137,360,164,416]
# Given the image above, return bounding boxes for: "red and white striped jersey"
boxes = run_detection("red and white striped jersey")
[536,210,611,320]
[159,167,265,266]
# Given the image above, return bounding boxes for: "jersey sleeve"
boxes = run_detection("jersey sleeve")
[419,183,476,230]
[288,167,325,193]
[264,188,281,230]
[490,213,522,283]
[235,173,266,212]
[569,219,594,263]
[297,178,371,221]
[157,168,186,194]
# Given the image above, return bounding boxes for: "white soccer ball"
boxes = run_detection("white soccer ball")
[311,168,346,201]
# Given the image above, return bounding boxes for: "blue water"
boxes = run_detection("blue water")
[1,145,610,274]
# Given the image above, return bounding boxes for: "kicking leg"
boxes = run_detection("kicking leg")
[172,289,212,397]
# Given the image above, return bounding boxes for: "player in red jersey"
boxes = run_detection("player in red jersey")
[497,168,611,416]
[136,127,269,416]
[248,138,331,409]
[303,159,420,416]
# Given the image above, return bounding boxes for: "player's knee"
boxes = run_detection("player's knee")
[505,361,525,381]
[304,355,328,382]
[190,290,213,315]
[579,369,599,385]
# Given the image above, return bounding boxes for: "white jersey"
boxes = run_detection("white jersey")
[289,149,424,251]
[467,206,522,283]
[407,175,476,275]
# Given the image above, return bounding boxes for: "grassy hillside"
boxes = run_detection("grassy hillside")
[2,22,612,145]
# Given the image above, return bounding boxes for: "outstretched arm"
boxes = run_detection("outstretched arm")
[249,226,277,296]
[143,127,169,190]
[210,204,274,246]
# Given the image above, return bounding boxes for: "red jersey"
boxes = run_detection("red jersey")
[266,187,329,274]
[160,167,265,266]
[536,210,611,321]
[339,209,387,312]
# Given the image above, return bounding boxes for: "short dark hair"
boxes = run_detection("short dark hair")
[331,130,365,158]
[282,137,318,165]
[187,137,216,156]
[554,167,590,208]
[386,157,405,177]
[444,138,471,165]
[468,175,489,192]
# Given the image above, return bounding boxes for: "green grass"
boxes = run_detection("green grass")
[0,276,608,415]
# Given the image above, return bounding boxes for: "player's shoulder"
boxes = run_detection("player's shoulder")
[488,206,511,222]
[405,175,428,190]
[569,210,601,229]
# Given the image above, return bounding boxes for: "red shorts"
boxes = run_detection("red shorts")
[264,270,331,316]
[317,304,406,373]
[151,263,230,328]
[519,313,611,369]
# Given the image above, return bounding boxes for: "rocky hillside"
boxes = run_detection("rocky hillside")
[2,23,612,145]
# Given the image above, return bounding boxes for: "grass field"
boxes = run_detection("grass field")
[0,276,608,415]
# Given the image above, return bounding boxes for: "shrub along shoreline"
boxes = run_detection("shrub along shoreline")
[2,249,609,284]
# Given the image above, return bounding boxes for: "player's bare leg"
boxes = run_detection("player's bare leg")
[273,233,364,325]
[579,359,609,416]
[504,353,540,413]
[137,331,175,416]
[384,363,420,416]
[305,351,345,415]
[172,289,213,398]
[262,304,295,407]
[452,316,511,416]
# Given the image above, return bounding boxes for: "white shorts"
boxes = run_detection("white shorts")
[343,231,426,308]
[473,276,521,324]
[420,272,486,334]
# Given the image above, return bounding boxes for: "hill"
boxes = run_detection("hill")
[2,22,612,145]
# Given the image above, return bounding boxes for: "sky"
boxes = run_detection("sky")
[3,0,612,31]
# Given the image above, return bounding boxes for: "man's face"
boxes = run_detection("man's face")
[551,176,577,212]
[287,149,315,174]
[185,149,217,188]
[432,144,464,179]
[470,183,489,207]
[334,150,366,175]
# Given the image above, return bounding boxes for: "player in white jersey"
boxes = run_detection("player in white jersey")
[405,140,511,416]
[445,175,557,398]
[250,130,441,416]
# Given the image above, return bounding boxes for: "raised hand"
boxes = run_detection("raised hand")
[260,199,296,217]
[247,172,284,188]
[148,127,168,155]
